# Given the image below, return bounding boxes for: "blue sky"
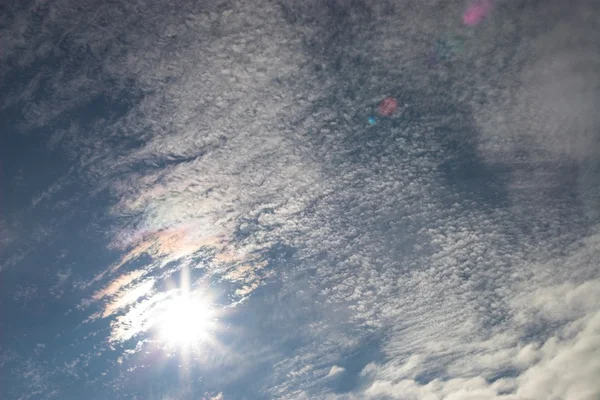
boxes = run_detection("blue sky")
[1,0,600,399]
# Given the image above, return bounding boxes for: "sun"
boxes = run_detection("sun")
[157,293,215,348]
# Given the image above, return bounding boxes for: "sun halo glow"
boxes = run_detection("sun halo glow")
[157,293,214,348]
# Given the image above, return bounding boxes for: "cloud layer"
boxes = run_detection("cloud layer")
[1,0,599,399]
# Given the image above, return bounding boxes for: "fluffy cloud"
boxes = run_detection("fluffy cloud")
[357,278,600,400]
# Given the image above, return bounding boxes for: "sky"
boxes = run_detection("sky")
[1,0,599,399]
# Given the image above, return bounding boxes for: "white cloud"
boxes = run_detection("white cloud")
[515,310,600,400]
[356,278,600,400]
[108,290,170,343]
[511,280,600,325]
[101,277,156,318]
[327,365,345,377]
[364,377,522,400]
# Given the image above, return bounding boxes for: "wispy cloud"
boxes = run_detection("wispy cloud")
[91,269,147,300]
[108,290,171,343]
[101,277,157,318]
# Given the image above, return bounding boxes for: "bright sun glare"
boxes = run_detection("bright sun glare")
[157,293,214,348]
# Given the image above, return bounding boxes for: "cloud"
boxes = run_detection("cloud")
[327,365,345,377]
[107,226,226,272]
[511,280,600,325]
[91,269,147,301]
[0,219,12,253]
[1,355,61,400]
[49,269,72,298]
[108,290,170,343]
[364,377,518,400]
[101,277,156,318]
[515,308,600,400]
[13,284,38,304]
[359,309,600,400]
[2,0,599,399]
[356,278,600,400]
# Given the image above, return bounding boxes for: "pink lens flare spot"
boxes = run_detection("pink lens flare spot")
[463,0,493,26]
[377,97,398,117]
